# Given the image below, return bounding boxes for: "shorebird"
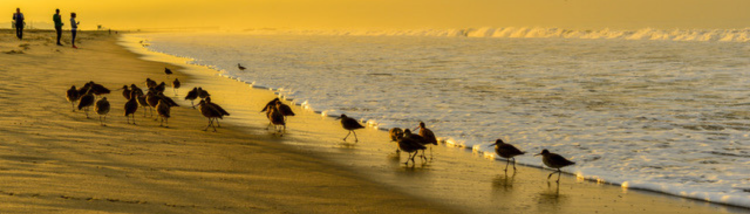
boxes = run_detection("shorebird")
[398,129,427,165]
[488,139,526,172]
[260,98,280,113]
[536,149,576,183]
[389,127,404,153]
[129,84,143,96]
[197,87,210,99]
[145,90,160,119]
[196,99,223,132]
[120,85,131,100]
[238,63,246,71]
[338,114,364,143]
[66,85,79,112]
[77,89,95,118]
[156,99,171,127]
[153,82,166,94]
[124,93,138,125]
[135,90,151,117]
[172,78,181,96]
[267,101,286,135]
[416,122,438,157]
[95,97,110,126]
[89,81,111,97]
[164,67,173,79]
[184,87,199,108]
[77,82,91,95]
[389,127,404,142]
[145,78,157,89]
[204,97,228,127]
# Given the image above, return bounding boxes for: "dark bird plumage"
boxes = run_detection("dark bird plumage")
[389,127,404,142]
[197,100,223,132]
[77,89,95,118]
[156,99,171,127]
[489,139,526,172]
[197,87,210,99]
[184,87,199,107]
[164,67,173,75]
[537,149,576,183]
[339,114,364,143]
[124,94,138,124]
[238,63,246,71]
[153,82,166,94]
[66,85,79,112]
[172,78,181,96]
[261,98,280,112]
[267,102,286,135]
[121,85,131,100]
[145,78,157,89]
[398,129,427,165]
[95,97,110,126]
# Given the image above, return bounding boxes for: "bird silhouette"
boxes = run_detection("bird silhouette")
[172,78,181,96]
[398,129,427,165]
[238,63,246,71]
[124,92,139,125]
[77,89,95,118]
[338,114,364,143]
[156,99,171,127]
[488,139,526,172]
[184,87,199,107]
[95,97,110,126]
[66,85,79,112]
[536,149,576,183]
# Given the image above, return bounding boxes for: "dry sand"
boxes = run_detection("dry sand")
[0,29,747,214]
[0,30,458,214]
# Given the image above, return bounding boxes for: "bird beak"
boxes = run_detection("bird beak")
[487,143,497,147]
[534,153,542,156]
[335,117,341,120]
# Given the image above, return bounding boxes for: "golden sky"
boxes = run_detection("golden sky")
[2,0,749,30]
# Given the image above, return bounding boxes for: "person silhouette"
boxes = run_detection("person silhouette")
[53,9,64,46]
[70,12,80,48]
[12,8,24,40]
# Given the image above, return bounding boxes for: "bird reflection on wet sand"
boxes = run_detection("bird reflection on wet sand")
[492,171,517,191]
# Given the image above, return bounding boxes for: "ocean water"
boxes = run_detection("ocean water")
[131,28,750,208]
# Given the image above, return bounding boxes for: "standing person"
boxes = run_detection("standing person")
[70,12,79,49]
[12,8,24,40]
[53,9,64,46]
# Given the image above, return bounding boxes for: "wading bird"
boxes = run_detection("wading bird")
[124,92,138,125]
[398,129,427,165]
[197,87,210,99]
[164,67,173,79]
[488,139,526,172]
[172,78,181,96]
[196,99,222,132]
[77,89,95,118]
[204,97,229,127]
[120,85,131,100]
[184,87,199,107]
[156,99,171,127]
[95,97,110,126]
[389,127,404,153]
[416,122,438,157]
[338,114,364,143]
[66,85,79,112]
[238,63,246,71]
[536,149,576,183]
[267,101,286,135]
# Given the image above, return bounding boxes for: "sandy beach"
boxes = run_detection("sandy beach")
[0,30,460,214]
[0,29,747,214]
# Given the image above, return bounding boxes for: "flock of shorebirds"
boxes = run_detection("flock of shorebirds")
[64,66,576,183]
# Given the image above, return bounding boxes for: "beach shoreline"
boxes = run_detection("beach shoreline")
[122,32,749,214]
[0,29,746,213]
[0,30,461,214]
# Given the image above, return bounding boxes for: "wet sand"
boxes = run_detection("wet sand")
[123,33,750,214]
[0,30,458,214]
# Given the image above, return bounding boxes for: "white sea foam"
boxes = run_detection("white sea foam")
[130,29,750,208]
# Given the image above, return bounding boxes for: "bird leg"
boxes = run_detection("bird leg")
[504,159,511,172]
[191,101,195,109]
[216,119,221,127]
[343,131,351,141]
[547,171,556,180]
[165,118,169,128]
[71,102,76,112]
[512,158,518,171]
[556,169,562,183]
[352,131,359,143]
[203,118,212,131]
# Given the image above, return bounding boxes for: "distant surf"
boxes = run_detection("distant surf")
[240,27,750,42]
